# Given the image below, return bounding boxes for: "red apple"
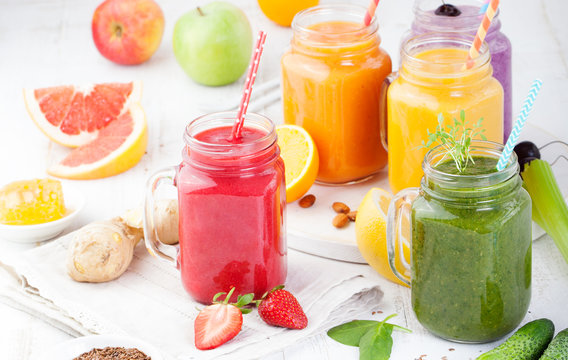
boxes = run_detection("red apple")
[92,0,165,65]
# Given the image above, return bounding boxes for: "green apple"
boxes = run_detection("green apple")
[173,2,253,86]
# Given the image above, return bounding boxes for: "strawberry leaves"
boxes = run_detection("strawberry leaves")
[327,314,411,360]
[210,287,255,313]
[234,293,255,314]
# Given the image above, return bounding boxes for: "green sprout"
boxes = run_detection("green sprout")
[419,110,487,173]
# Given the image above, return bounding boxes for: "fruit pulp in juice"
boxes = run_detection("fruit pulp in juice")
[387,48,504,194]
[282,21,392,184]
[176,126,286,304]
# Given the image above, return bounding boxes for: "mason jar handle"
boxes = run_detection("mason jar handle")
[143,166,178,266]
[379,71,398,152]
[386,187,419,286]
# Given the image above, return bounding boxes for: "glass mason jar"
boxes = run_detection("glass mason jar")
[281,4,392,184]
[387,141,532,343]
[144,112,287,304]
[386,32,504,194]
[409,0,512,142]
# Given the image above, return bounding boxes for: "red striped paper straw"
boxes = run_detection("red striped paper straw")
[363,0,380,26]
[231,31,267,140]
[465,0,499,69]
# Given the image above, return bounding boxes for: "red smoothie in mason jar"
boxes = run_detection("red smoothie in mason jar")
[175,116,287,303]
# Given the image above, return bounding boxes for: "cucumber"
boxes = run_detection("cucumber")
[540,329,568,360]
[477,319,555,360]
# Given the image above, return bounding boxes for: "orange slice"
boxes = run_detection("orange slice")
[355,187,410,287]
[258,0,320,27]
[276,124,319,202]
[24,81,142,147]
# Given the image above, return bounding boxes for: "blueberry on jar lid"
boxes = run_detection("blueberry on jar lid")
[435,3,462,16]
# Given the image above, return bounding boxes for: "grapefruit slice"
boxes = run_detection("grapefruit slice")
[24,81,142,147]
[47,103,147,180]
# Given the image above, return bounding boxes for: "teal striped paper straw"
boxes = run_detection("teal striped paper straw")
[497,79,543,171]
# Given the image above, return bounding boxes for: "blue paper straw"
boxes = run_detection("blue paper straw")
[496,79,543,171]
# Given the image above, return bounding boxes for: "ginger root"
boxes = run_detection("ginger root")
[67,199,179,283]
[121,199,179,245]
[67,218,143,283]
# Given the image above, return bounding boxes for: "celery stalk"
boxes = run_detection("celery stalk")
[522,159,568,263]
[523,182,545,227]
[531,198,545,229]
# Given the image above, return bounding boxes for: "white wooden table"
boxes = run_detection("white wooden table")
[1,0,567,359]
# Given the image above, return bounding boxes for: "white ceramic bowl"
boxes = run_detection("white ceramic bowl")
[0,186,84,243]
[41,334,164,360]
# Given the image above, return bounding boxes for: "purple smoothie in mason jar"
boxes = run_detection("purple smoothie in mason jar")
[409,0,512,142]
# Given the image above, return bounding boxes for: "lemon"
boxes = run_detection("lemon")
[276,124,319,203]
[355,187,410,286]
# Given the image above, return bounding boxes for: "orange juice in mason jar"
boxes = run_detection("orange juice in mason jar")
[281,4,392,184]
[387,33,504,194]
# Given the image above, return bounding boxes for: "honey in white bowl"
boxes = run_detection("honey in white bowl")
[0,178,66,225]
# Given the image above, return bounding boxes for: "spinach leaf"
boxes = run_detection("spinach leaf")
[359,317,394,360]
[327,318,412,347]
[391,324,412,334]
[327,320,379,346]
[327,314,412,359]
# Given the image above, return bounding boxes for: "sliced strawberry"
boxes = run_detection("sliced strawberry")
[194,303,243,350]
[257,285,308,330]
[194,287,254,350]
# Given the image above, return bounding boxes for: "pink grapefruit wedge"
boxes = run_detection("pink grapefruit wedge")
[24,81,142,147]
[23,81,147,180]
[47,103,147,180]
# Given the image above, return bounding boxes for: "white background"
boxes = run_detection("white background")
[0,0,567,359]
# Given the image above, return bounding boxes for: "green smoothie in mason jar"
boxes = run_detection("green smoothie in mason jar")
[387,141,532,343]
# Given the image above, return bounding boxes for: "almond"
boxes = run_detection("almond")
[298,194,316,208]
[332,202,350,214]
[332,213,349,228]
[347,211,357,221]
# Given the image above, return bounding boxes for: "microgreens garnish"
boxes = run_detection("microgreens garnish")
[419,110,487,172]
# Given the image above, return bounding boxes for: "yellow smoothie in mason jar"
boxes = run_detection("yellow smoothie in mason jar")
[387,34,503,194]
[282,4,392,184]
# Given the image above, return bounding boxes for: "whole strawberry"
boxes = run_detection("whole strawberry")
[257,285,308,329]
[194,287,254,350]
